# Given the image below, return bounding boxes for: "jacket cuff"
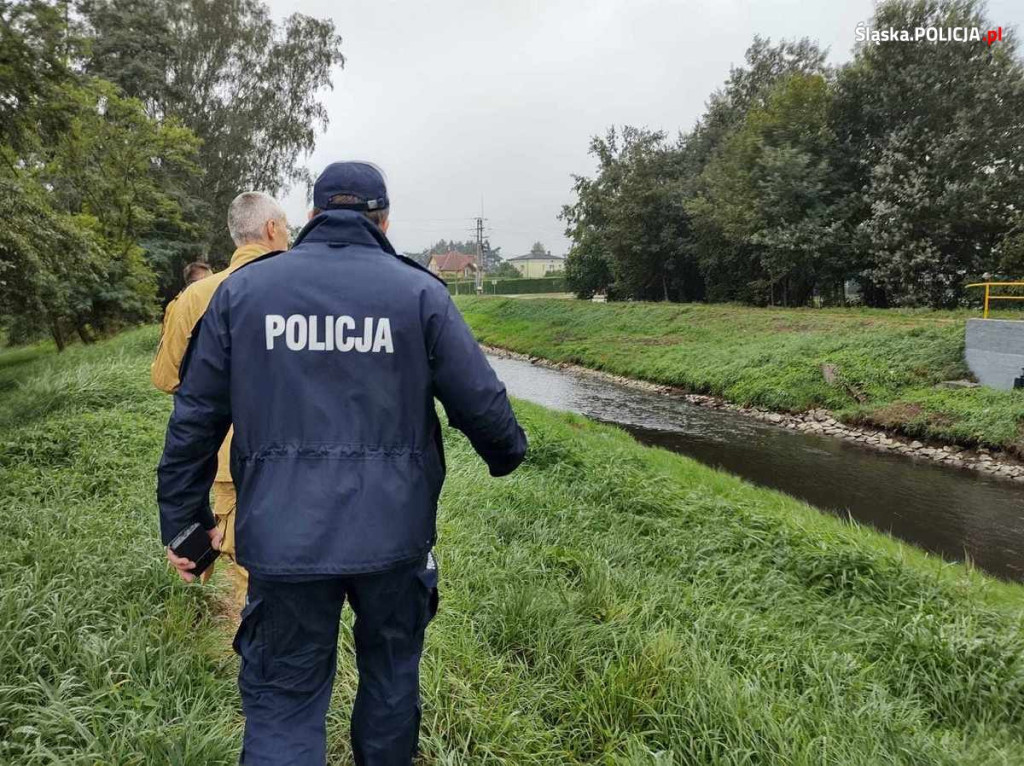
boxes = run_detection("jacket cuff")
[483,437,528,477]
[160,499,216,546]
[488,455,524,477]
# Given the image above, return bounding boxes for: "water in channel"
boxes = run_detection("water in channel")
[487,354,1024,582]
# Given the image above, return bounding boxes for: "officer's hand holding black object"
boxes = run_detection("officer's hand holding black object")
[166,525,223,583]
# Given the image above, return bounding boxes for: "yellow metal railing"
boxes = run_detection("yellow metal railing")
[966,282,1024,319]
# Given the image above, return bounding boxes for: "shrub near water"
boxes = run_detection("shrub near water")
[2,328,1024,764]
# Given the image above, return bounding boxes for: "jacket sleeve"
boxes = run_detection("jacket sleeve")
[429,298,527,476]
[156,288,232,545]
[151,293,194,393]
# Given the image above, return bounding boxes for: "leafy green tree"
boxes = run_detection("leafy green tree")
[0,0,74,152]
[563,38,830,303]
[530,241,548,256]
[681,38,834,304]
[562,127,699,301]
[42,78,200,253]
[80,0,345,264]
[689,73,849,305]
[685,36,829,175]
[36,77,201,332]
[996,213,1024,277]
[563,245,613,300]
[1,2,202,346]
[0,174,104,350]
[835,0,1024,307]
[2,76,201,343]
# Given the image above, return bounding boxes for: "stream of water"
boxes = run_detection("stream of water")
[487,354,1024,581]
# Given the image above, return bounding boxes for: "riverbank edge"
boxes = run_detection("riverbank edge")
[482,344,1024,485]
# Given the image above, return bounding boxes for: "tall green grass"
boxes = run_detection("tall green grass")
[454,297,1024,453]
[1,328,1023,764]
[0,330,240,764]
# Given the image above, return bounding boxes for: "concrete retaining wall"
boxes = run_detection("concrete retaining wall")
[965,319,1024,390]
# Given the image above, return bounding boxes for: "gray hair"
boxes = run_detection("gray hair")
[227,191,287,246]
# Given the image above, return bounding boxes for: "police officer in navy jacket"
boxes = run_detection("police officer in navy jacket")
[157,161,528,765]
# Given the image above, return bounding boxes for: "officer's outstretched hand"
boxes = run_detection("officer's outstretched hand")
[166,527,223,584]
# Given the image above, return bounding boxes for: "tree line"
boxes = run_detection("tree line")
[0,0,342,349]
[562,0,1024,309]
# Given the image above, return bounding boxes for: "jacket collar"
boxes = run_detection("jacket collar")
[292,209,397,255]
[228,243,271,272]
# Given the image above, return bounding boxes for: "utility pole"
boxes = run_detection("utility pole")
[474,215,485,293]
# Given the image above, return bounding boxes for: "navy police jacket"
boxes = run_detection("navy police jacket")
[157,210,528,576]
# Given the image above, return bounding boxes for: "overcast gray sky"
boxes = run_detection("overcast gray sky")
[267,0,1022,257]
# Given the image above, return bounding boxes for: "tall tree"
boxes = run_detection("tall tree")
[80,0,345,269]
[835,0,1024,307]
[689,73,849,305]
[562,127,699,301]
[685,36,830,175]
[563,37,831,303]
[38,77,201,333]
[1,1,201,346]
[682,37,833,303]
[0,0,73,152]
[0,174,103,350]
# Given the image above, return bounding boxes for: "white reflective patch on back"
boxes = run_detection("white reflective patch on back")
[354,318,372,353]
[336,316,355,352]
[265,315,285,350]
[373,318,394,354]
[285,315,307,350]
[308,314,326,351]
[264,315,395,354]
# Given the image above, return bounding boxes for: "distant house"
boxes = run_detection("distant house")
[507,251,565,278]
[428,251,478,280]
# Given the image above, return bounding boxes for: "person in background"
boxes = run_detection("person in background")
[183,261,213,286]
[156,262,212,354]
[157,161,527,765]
[152,191,289,585]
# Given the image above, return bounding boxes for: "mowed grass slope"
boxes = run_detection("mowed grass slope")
[1,328,1023,764]
[455,297,1024,453]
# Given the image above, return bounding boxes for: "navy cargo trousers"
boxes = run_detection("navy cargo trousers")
[233,554,439,766]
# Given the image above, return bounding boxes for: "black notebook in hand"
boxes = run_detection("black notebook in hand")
[169,522,220,577]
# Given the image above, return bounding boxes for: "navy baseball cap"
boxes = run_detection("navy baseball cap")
[313,161,389,212]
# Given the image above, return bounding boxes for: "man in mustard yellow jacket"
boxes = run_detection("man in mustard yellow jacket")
[157,262,212,348]
[152,191,289,582]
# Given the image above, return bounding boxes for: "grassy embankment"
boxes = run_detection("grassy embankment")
[455,297,1024,454]
[1,327,1023,764]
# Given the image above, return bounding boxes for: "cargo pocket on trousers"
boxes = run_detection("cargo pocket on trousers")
[233,596,266,680]
[417,553,440,627]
